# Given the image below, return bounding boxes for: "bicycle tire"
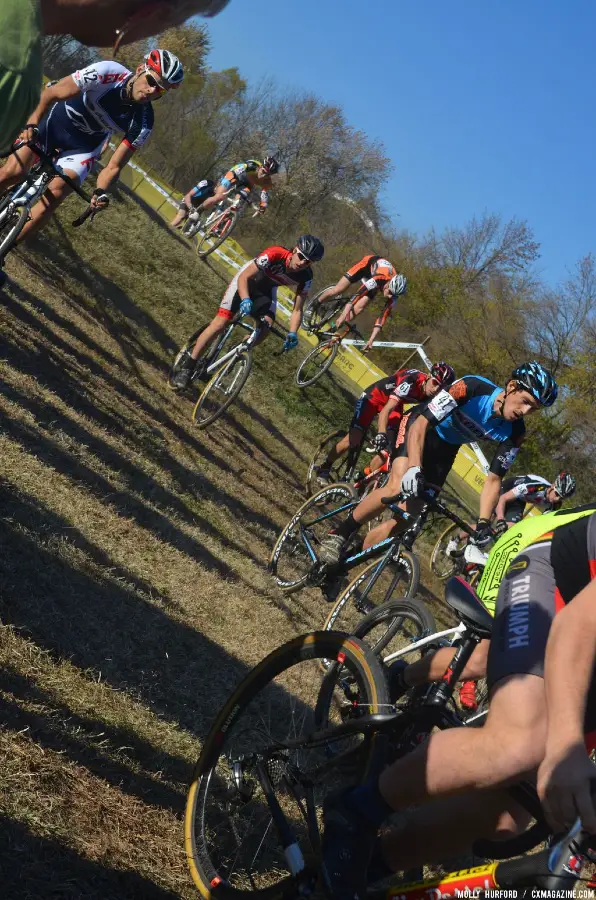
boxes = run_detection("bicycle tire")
[295,339,338,388]
[316,596,435,726]
[430,521,463,580]
[185,630,389,899]
[0,203,29,262]
[304,431,366,496]
[169,325,221,389]
[303,286,345,333]
[197,209,238,258]
[323,549,421,642]
[192,351,252,427]
[269,482,358,593]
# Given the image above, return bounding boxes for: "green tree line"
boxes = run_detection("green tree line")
[42,24,595,501]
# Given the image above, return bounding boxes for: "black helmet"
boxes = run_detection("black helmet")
[296,234,324,262]
[262,155,279,175]
[510,361,558,407]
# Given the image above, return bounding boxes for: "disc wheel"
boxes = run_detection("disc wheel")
[0,204,29,262]
[192,352,252,427]
[268,483,358,593]
[295,340,338,388]
[197,209,238,257]
[185,631,390,898]
[322,549,421,645]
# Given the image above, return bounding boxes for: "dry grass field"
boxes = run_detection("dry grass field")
[0,187,469,898]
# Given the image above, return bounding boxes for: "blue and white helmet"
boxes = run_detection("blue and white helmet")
[511,361,558,407]
[388,273,407,297]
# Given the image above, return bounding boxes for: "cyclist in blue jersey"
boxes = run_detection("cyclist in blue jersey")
[319,362,558,565]
[0,50,182,262]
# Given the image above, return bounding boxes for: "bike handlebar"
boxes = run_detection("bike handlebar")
[5,140,92,203]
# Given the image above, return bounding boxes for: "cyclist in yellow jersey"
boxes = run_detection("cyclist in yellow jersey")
[322,503,596,898]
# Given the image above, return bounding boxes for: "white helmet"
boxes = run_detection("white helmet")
[388,273,407,297]
[144,49,184,88]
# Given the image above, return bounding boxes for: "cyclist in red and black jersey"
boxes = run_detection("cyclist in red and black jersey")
[170,234,324,390]
[305,253,407,351]
[315,364,454,485]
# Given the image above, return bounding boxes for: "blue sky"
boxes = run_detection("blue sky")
[202,0,595,285]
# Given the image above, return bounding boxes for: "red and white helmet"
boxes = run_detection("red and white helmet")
[144,49,184,88]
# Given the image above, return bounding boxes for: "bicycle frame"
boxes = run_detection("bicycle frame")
[2,164,51,215]
[201,188,257,232]
[202,319,257,379]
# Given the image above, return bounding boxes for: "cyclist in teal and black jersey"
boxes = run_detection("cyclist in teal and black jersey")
[319,362,558,565]
[192,156,280,218]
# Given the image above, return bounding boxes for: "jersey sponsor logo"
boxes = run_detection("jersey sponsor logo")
[427,389,458,420]
[505,555,529,578]
[507,574,531,649]
[197,179,209,188]
[495,446,519,471]
[100,72,127,85]
[64,103,98,134]
[449,380,467,401]
[375,258,392,269]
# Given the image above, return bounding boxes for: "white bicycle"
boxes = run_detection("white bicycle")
[0,140,93,263]
[196,188,261,259]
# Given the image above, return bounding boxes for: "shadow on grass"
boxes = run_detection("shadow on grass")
[0,815,181,899]
[0,667,187,814]
[0,485,250,738]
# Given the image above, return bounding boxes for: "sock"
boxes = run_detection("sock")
[345,777,394,829]
[335,511,360,540]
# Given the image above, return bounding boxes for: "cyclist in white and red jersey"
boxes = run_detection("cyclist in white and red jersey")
[0,50,182,256]
[494,471,577,525]
[315,363,455,485]
[170,234,324,390]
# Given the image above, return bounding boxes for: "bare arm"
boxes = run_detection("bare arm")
[95,140,135,193]
[377,396,400,434]
[289,291,305,334]
[237,260,259,299]
[479,471,502,521]
[405,414,430,468]
[494,488,517,520]
[537,580,596,832]
[25,76,80,130]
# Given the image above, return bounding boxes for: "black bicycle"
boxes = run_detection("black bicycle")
[184,589,590,897]
[302,284,350,333]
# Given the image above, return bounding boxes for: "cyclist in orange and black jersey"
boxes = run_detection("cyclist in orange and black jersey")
[307,253,408,352]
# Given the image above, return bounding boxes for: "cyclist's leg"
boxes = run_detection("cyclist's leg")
[390,638,490,699]
[335,294,369,329]
[171,196,190,228]
[16,148,98,242]
[250,291,277,346]
[0,143,38,190]
[316,275,351,307]
[199,175,231,212]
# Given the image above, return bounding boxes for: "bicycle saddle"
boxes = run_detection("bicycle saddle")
[444,576,493,636]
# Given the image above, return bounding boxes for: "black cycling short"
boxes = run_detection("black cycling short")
[503,499,526,524]
[394,412,459,490]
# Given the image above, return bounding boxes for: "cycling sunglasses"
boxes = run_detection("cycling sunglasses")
[295,250,311,262]
[145,72,167,93]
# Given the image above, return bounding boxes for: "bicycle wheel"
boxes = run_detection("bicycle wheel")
[430,521,468,580]
[192,352,252,427]
[304,287,345,332]
[269,483,358,593]
[295,340,338,388]
[316,597,435,728]
[323,549,420,642]
[185,631,389,899]
[182,213,205,239]
[304,432,365,496]
[0,204,29,262]
[197,209,238,257]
